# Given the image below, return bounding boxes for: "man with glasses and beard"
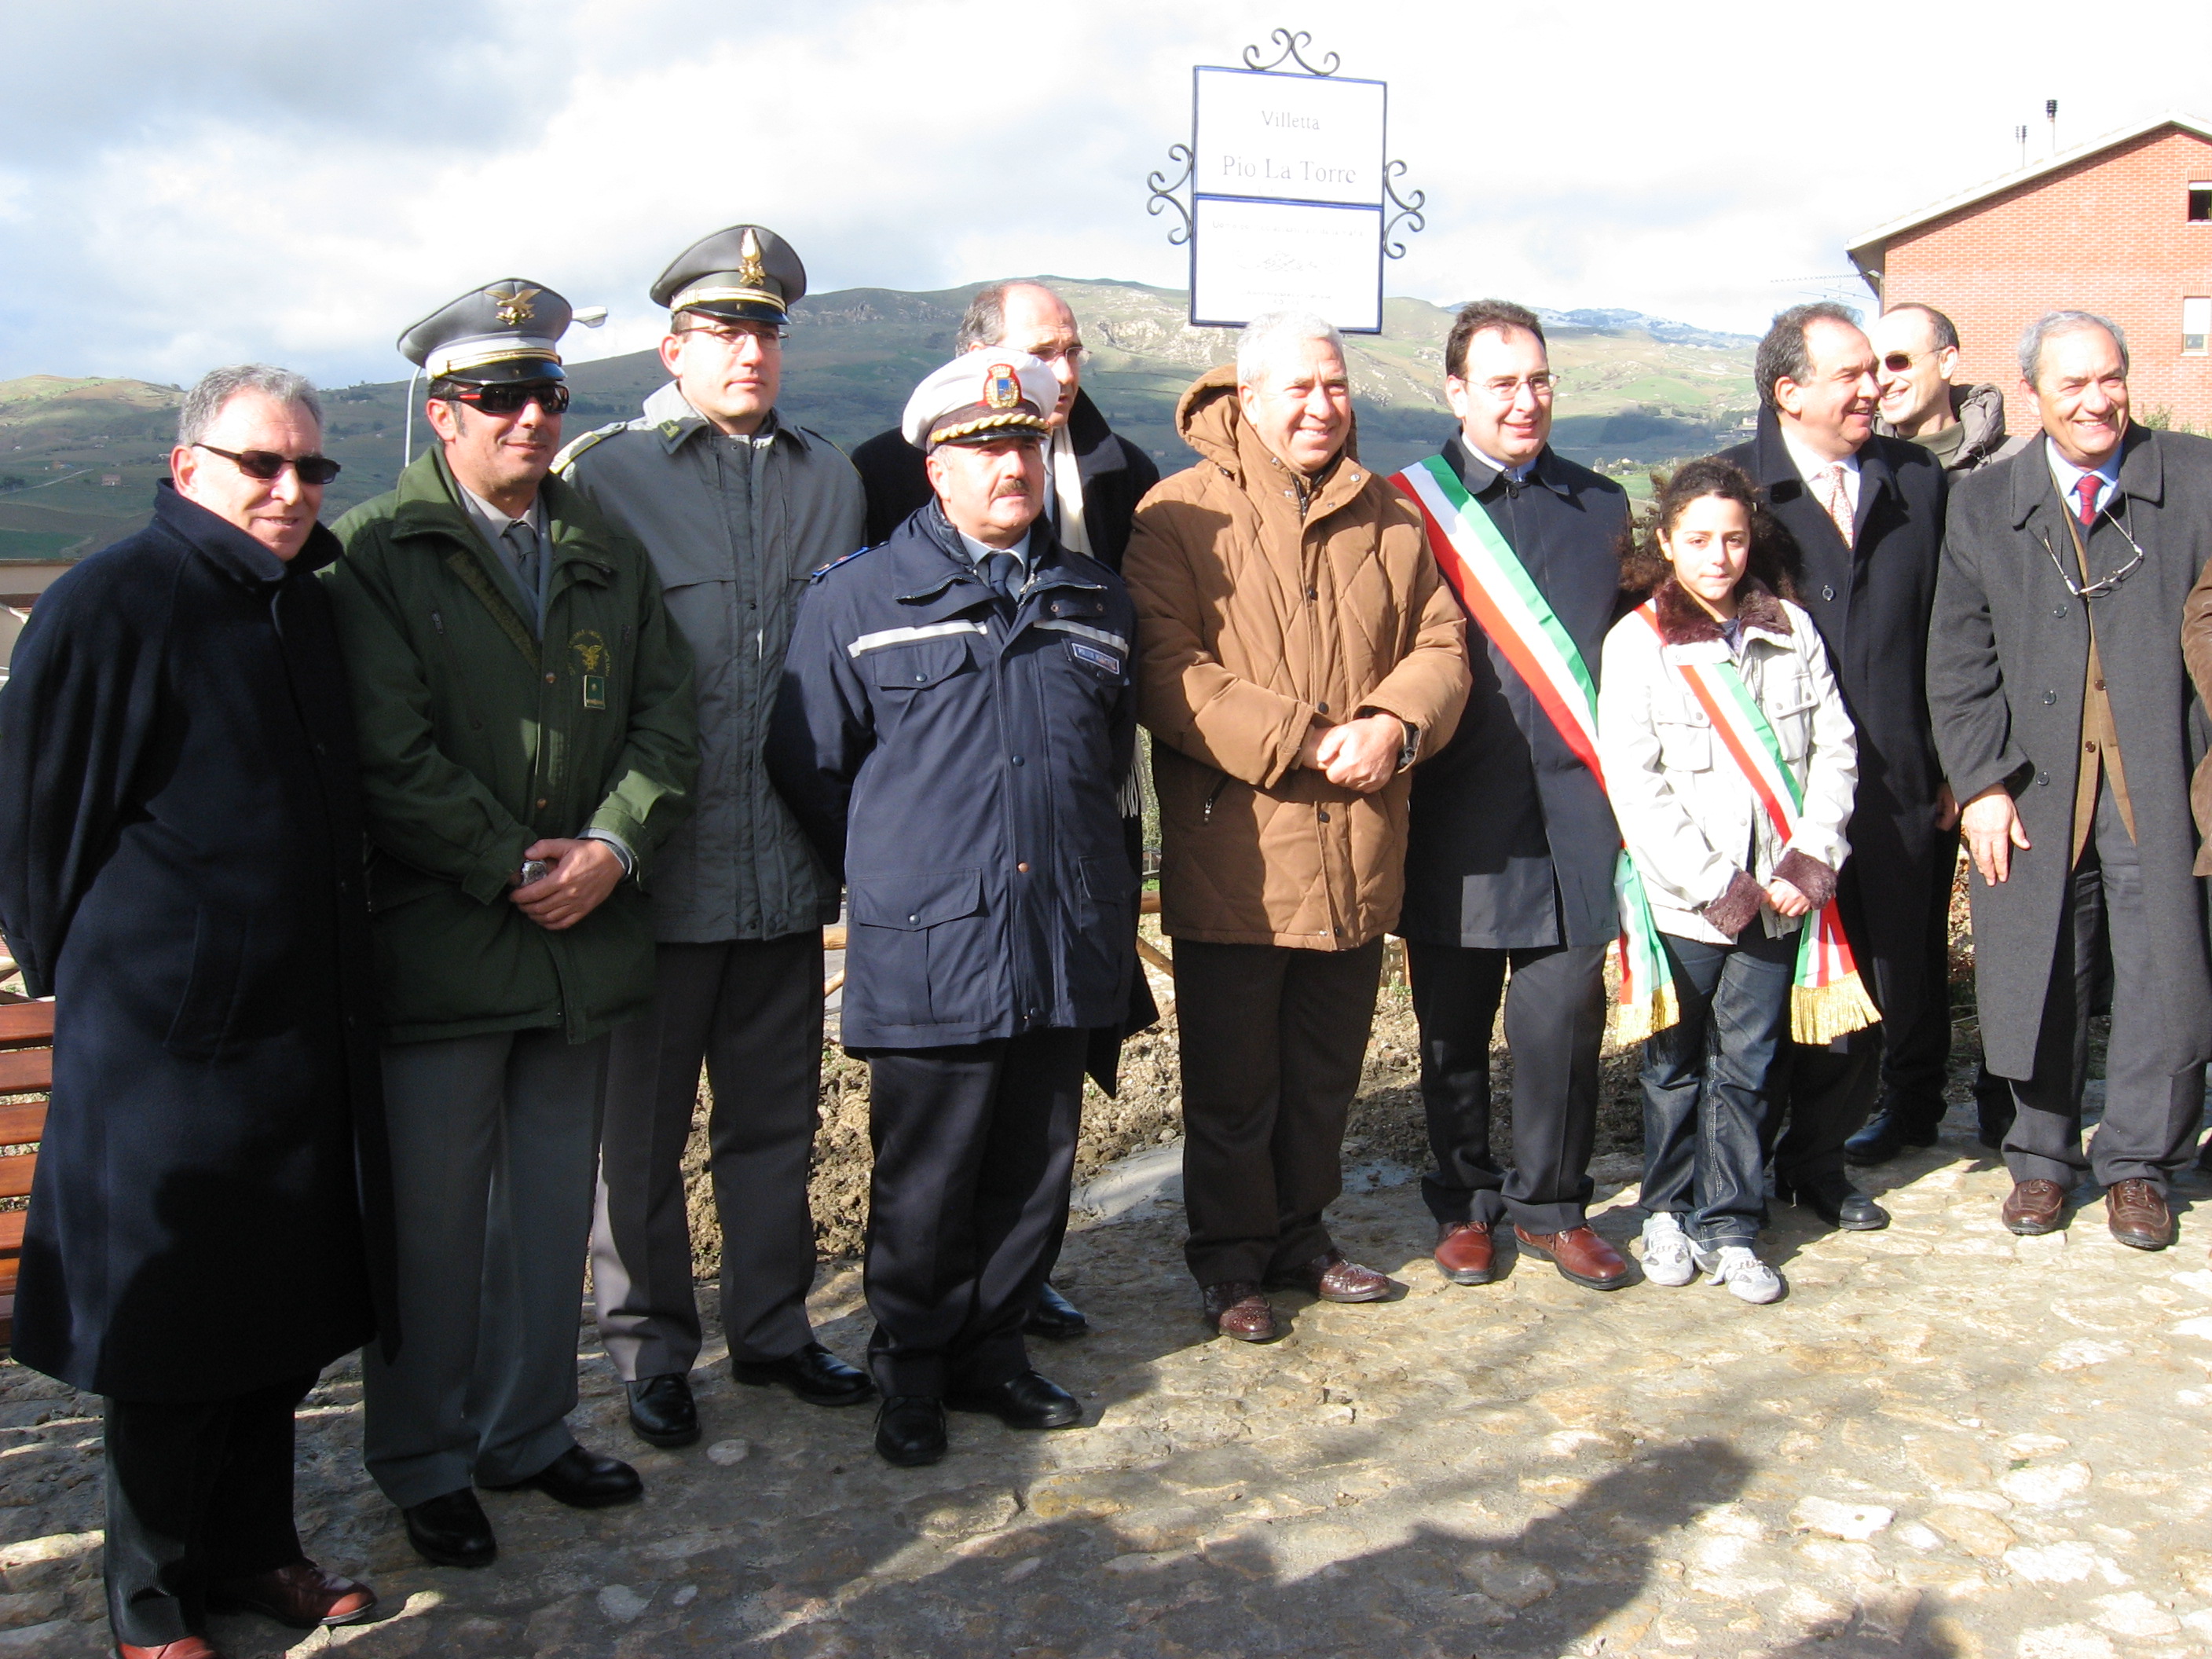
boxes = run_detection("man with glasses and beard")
[558,225,874,1449]
[324,282,697,1566]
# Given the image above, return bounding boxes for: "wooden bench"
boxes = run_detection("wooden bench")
[0,1000,54,1353]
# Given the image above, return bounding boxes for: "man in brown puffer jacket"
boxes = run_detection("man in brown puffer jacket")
[1125,312,1470,1342]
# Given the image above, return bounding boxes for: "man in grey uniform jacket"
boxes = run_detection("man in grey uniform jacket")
[559,224,873,1447]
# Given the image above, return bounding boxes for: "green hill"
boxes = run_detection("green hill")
[0,282,1756,560]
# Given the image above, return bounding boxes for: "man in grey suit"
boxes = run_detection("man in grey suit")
[1929,309,2212,1251]
[559,224,873,1445]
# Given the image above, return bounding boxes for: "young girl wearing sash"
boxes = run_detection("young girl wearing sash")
[1596,460,1861,1305]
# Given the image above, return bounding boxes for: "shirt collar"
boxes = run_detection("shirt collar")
[2045,440,2121,500]
[453,476,544,540]
[956,527,1031,569]
[1778,423,1860,485]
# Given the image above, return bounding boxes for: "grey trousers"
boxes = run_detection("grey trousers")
[2006,784,2205,1193]
[591,936,825,1377]
[363,1027,608,1509]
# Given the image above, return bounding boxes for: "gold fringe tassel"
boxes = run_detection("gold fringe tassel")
[1791,972,1882,1046]
[1610,981,1680,1047]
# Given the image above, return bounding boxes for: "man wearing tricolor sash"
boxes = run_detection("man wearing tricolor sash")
[1392,301,1635,1293]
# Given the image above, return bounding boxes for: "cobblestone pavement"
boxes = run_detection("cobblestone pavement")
[7,1111,2212,1659]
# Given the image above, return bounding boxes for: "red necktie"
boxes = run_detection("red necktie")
[2075,474,2101,528]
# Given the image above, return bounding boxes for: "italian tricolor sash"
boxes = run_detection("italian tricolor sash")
[1390,455,1675,1041]
[1635,604,1881,1045]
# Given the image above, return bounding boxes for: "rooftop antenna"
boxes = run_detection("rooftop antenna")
[2047,99,2059,156]
[2016,124,2029,168]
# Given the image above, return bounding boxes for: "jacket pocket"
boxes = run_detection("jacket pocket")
[1653,718,1712,771]
[864,634,978,691]
[165,906,248,1063]
[846,868,987,1027]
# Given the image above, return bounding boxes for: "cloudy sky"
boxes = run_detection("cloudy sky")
[7,0,2212,386]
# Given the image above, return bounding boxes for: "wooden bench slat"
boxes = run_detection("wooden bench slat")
[0,1101,42,1146]
[0,1049,51,1095]
[0,1210,24,1252]
[0,1155,31,1202]
[0,1004,53,1047]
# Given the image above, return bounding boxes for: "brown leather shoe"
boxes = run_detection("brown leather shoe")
[1200,1281,1279,1342]
[115,1642,222,1659]
[2106,1178,2173,1251]
[2000,1177,2067,1235]
[208,1559,376,1629]
[1270,1249,1399,1302]
[1434,1220,1496,1285]
[1514,1225,1629,1290]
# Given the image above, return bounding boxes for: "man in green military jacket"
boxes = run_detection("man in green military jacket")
[323,280,696,1569]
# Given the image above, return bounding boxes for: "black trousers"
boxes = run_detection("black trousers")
[859,1027,1085,1398]
[2005,786,2205,1193]
[1407,939,1606,1235]
[1877,826,1960,1128]
[103,1372,317,1646]
[593,933,825,1376]
[1174,937,1384,1287]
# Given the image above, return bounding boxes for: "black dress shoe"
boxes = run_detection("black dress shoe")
[482,1444,642,1509]
[733,1342,876,1407]
[1844,1109,1940,1166]
[943,1369,1082,1430]
[625,1372,700,1448]
[874,1396,947,1467]
[1024,1280,1090,1340]
[402,1488,496,1568]
[1776,1174,1890,1231]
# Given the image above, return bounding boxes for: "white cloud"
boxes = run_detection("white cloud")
[7,0,2212,383]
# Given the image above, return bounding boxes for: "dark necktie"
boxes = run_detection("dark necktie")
[2074,474,2102,529]
[979,551,1021,602]
[504,520,542,595]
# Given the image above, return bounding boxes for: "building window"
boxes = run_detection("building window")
[2186,297,2211,355]
[2192,183,2212,222]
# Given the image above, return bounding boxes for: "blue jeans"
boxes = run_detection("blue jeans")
[1640,926,1796,1247]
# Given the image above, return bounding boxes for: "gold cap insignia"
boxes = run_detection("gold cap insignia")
[489,284,540,326]
[984,364,1021,411]
[736,229,769,291]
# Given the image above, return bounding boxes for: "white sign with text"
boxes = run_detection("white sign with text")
[1190,199,1382,334]
[1192,68,1386,208]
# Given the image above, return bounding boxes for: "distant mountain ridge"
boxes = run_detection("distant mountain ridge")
[0,280,1756,562]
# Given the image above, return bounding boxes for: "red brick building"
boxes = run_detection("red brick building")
[1848,112,2212,435]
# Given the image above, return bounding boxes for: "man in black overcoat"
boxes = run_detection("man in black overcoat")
[1395,301,1632,1291]
[1718,304,1950,1232]
[1936,311,2212,1250]
[851,279,1159,1339]
[0,366,394,1657]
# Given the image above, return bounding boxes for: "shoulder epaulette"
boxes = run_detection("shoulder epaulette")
[808,543,883,583]
[551,421,631,476]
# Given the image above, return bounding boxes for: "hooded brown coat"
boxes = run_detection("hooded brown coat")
[1125,365,1470,950]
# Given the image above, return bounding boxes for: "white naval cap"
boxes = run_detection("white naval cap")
[900,352,1057,451]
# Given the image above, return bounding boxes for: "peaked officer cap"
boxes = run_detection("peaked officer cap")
[652,225,807,324]
[901,352,1057,451]
[400,279,573,384]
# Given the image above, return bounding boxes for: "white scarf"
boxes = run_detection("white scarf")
[1051,425,1092,557]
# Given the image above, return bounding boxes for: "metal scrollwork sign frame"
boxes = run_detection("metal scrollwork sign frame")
[1147,29,1425,332]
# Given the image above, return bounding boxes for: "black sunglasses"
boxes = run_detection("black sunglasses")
[447,382,571,416]
[193,443,342,485]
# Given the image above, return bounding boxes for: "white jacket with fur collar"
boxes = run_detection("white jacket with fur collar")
[1597,579,1857,946]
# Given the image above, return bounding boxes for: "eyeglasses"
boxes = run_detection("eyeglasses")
[1024,344,1086,366]
[676,322,786,349]
[1476,374,1557,401]
[445,382,571,416]
[1881,352,1925,372]
[193,443,342,485]
[2041,500,2146,599]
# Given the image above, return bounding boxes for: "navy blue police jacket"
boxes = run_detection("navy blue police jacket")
[766,501,1139,1051]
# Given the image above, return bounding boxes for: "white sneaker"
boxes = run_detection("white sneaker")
[1639,1213,1697,1287]
[1692,1241,1784,1305]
